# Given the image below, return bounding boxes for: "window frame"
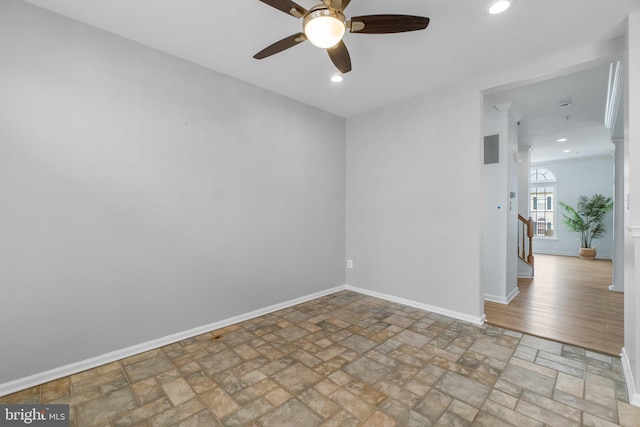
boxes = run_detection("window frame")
[529,167,557,240]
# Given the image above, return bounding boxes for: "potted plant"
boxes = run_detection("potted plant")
[558,194,613,259]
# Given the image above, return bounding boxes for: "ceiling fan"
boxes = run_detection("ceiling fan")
[253,0,430,74]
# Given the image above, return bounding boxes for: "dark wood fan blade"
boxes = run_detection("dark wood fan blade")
[327,41,352,73]
[254,33,306,59]
[257,0,307,18]
[350,15,430,34]
[339,0,352,11]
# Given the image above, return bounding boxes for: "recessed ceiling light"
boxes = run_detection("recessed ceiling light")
[489,0,511,14]
[563,149,571,153]
[557,138,568,142]
[331,74,343,83]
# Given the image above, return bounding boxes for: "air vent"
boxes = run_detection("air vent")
[484,134,499,164]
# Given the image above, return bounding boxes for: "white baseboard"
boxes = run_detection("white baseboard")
[621,347,640,407]
[506,288,519,304]
[533,250,613,260]
[345,285,486,325]
[0,285,347,398]
[0,284,487,397]
[483,293,505,303]
[484,288,519,305]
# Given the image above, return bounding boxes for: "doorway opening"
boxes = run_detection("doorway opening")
[482,61,624,355]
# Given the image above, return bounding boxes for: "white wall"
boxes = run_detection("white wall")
[612,139,625,291]
[483,111,507,303]
[506,114,519,295]
[624,10,640,407]
[3,0,640,407]
[532,156,614,258]
[517,147,534,279]
[484,132,506,301]
[518,148,532,216]
[483,107,519,303]
[0,0,346,385]
[344,17,636,401]
[346,83,484,322]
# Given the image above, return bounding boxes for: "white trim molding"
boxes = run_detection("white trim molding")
[346,285,486,325]
[626,224,640,238]
[532,249,613,260]
[484,288,520,305]
[622,348,640,406]
[0,285,346,398]
[624,224,640,407]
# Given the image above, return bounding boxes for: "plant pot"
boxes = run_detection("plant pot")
[579,247,596,259]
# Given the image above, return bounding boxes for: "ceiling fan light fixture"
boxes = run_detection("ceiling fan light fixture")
[254,0,431,74]
[303,9,346,48]
[331,74,344,83]
[489,0,511,14]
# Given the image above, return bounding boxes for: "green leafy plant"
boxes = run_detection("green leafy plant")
[558,194,613,248]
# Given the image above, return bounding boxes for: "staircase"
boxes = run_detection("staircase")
[518,214,535,277]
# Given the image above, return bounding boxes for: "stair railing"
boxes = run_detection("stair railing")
[518,214,535,275]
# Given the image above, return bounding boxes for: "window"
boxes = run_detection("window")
[537,218,547,235]
[530,167,556,237]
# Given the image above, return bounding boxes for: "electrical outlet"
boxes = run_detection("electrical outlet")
[347,259,353,269]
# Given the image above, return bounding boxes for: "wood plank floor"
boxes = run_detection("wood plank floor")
[484,254,624,356]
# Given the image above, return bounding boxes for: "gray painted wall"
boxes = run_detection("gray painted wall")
[483,108,519,303]
[532,156,614,259]
[346,84,484,320]
[3,0,640,404]
[0,1,346,384]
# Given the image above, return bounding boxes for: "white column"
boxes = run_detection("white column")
[622,11,640,407]
[483,102,520,303]
[611,139,624,292]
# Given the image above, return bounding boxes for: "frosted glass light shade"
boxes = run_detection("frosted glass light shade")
[304,16,346,48]
[489,0,511,14]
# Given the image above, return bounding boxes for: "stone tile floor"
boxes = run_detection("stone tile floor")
[2,290,640,426]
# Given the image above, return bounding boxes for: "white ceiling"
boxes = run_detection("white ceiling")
[21,0,640,118]
[486,64,620,163]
